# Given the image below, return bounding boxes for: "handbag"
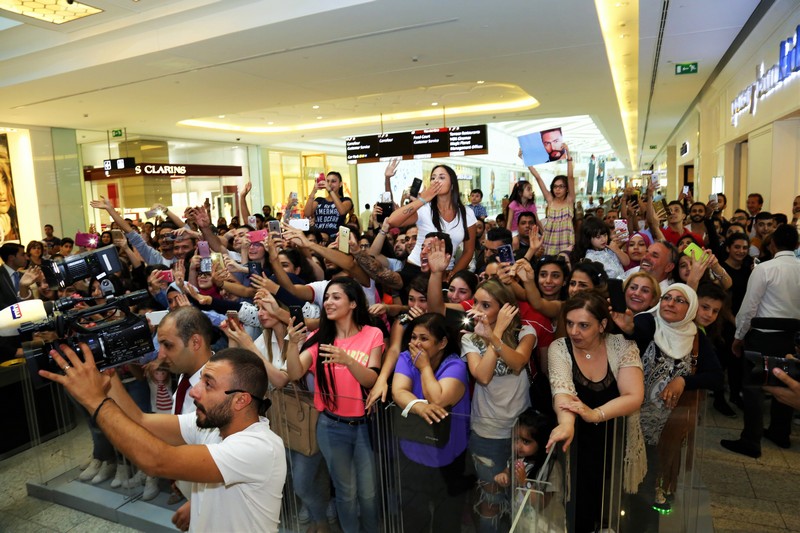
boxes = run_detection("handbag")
[389,402,451,448]
[269,385,320,456]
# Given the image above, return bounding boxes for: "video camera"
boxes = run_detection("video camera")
[40,244,122,289]
[12,245,154,387]
[22,289,155,387]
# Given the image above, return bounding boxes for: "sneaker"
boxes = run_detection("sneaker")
[91,461,116,484]
[110,463,130,488]
[123,469,147,489]
[298,504,311,523]
[142,476,160,501]
[326,500,337,523]
[79,459,102,482]
[652,487,672,514]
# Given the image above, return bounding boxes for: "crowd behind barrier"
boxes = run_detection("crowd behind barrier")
[4,151,800,532]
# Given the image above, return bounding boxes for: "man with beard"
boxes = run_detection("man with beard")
[40,344,286,533]
[686,201,716,248]
[540,128,568,162]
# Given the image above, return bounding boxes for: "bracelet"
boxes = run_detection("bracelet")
[492,340,503,353]
[379,229,388,236]
[92,397,114,426]
[594,407,606,425]
[402,398,429,418]
[419,197,429,206]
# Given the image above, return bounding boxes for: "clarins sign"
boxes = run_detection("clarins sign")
[731,24,799,127]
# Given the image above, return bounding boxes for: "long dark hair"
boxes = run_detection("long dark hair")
[326,171,345,197]
[571,216,610,263]
[278,248,315,283]
[400,313,461,370]
[301,277,371,410]
[429,165,470,242]
[535,255,570,300]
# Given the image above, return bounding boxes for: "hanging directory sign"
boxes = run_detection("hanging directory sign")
[346,125,488,163]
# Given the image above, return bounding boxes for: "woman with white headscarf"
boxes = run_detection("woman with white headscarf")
[612,283,722,514]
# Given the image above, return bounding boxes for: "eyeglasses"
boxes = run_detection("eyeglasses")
[552,184,567,189]
[225,389,271,413]
[660,294,689,305]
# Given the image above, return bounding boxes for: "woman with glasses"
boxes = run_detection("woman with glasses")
[546,291,646,533]
[612,283,722,514]
[525,143,576,255]
[285,277,384,533]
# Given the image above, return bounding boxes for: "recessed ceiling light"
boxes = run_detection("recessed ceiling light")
[267,121,274,125]
[431,102,438,106]
[0,0,103,24]
[218,115,225,119]
[312,105,320,109]
[316,116,323,120]
[477,80,485,84]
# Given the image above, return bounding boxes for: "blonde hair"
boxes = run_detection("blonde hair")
[475,277,520,348]
[623,271,662,302]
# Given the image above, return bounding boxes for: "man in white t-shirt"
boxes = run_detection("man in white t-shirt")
[40,347,286,533]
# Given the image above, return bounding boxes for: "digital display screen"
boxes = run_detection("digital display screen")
[346,125,488,163]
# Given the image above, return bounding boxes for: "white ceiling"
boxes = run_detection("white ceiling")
[0,0,763,171]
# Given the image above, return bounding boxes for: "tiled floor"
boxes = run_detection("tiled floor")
[2,399,799,532]
[701,400,800,533]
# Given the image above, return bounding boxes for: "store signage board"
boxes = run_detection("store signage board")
[111,129,124,138]
[731,24,800,127]
[680,142,689,157]
[346,125,488,163]
[84,163,242,181]
[675,62,698,75]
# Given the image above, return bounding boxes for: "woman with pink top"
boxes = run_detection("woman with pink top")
[285,277,384,533]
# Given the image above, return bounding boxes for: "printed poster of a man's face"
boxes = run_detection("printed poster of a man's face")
[0,135,20,244]
[540,128,567,162]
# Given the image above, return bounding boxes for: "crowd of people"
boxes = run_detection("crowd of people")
[3,148,800,533]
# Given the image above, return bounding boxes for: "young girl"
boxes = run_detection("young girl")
[571,217,629,279]
[525,144,576,255]
[494,408,564,532]
[505,180,542,236]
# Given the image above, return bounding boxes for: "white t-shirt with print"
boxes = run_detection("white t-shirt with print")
[461,325,536,439]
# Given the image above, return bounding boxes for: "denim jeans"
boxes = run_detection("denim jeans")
[469,432,511,533]
[287,449,330,523]
[316,414,378,533]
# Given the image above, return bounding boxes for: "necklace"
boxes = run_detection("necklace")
[584,353,592,360]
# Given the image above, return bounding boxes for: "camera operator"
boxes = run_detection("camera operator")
[40,344,286,533]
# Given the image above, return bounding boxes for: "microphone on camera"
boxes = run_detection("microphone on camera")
[0,300,51,337]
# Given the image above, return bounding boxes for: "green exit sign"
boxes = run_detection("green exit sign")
[675,63,698,75]
[111,129,123,138]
